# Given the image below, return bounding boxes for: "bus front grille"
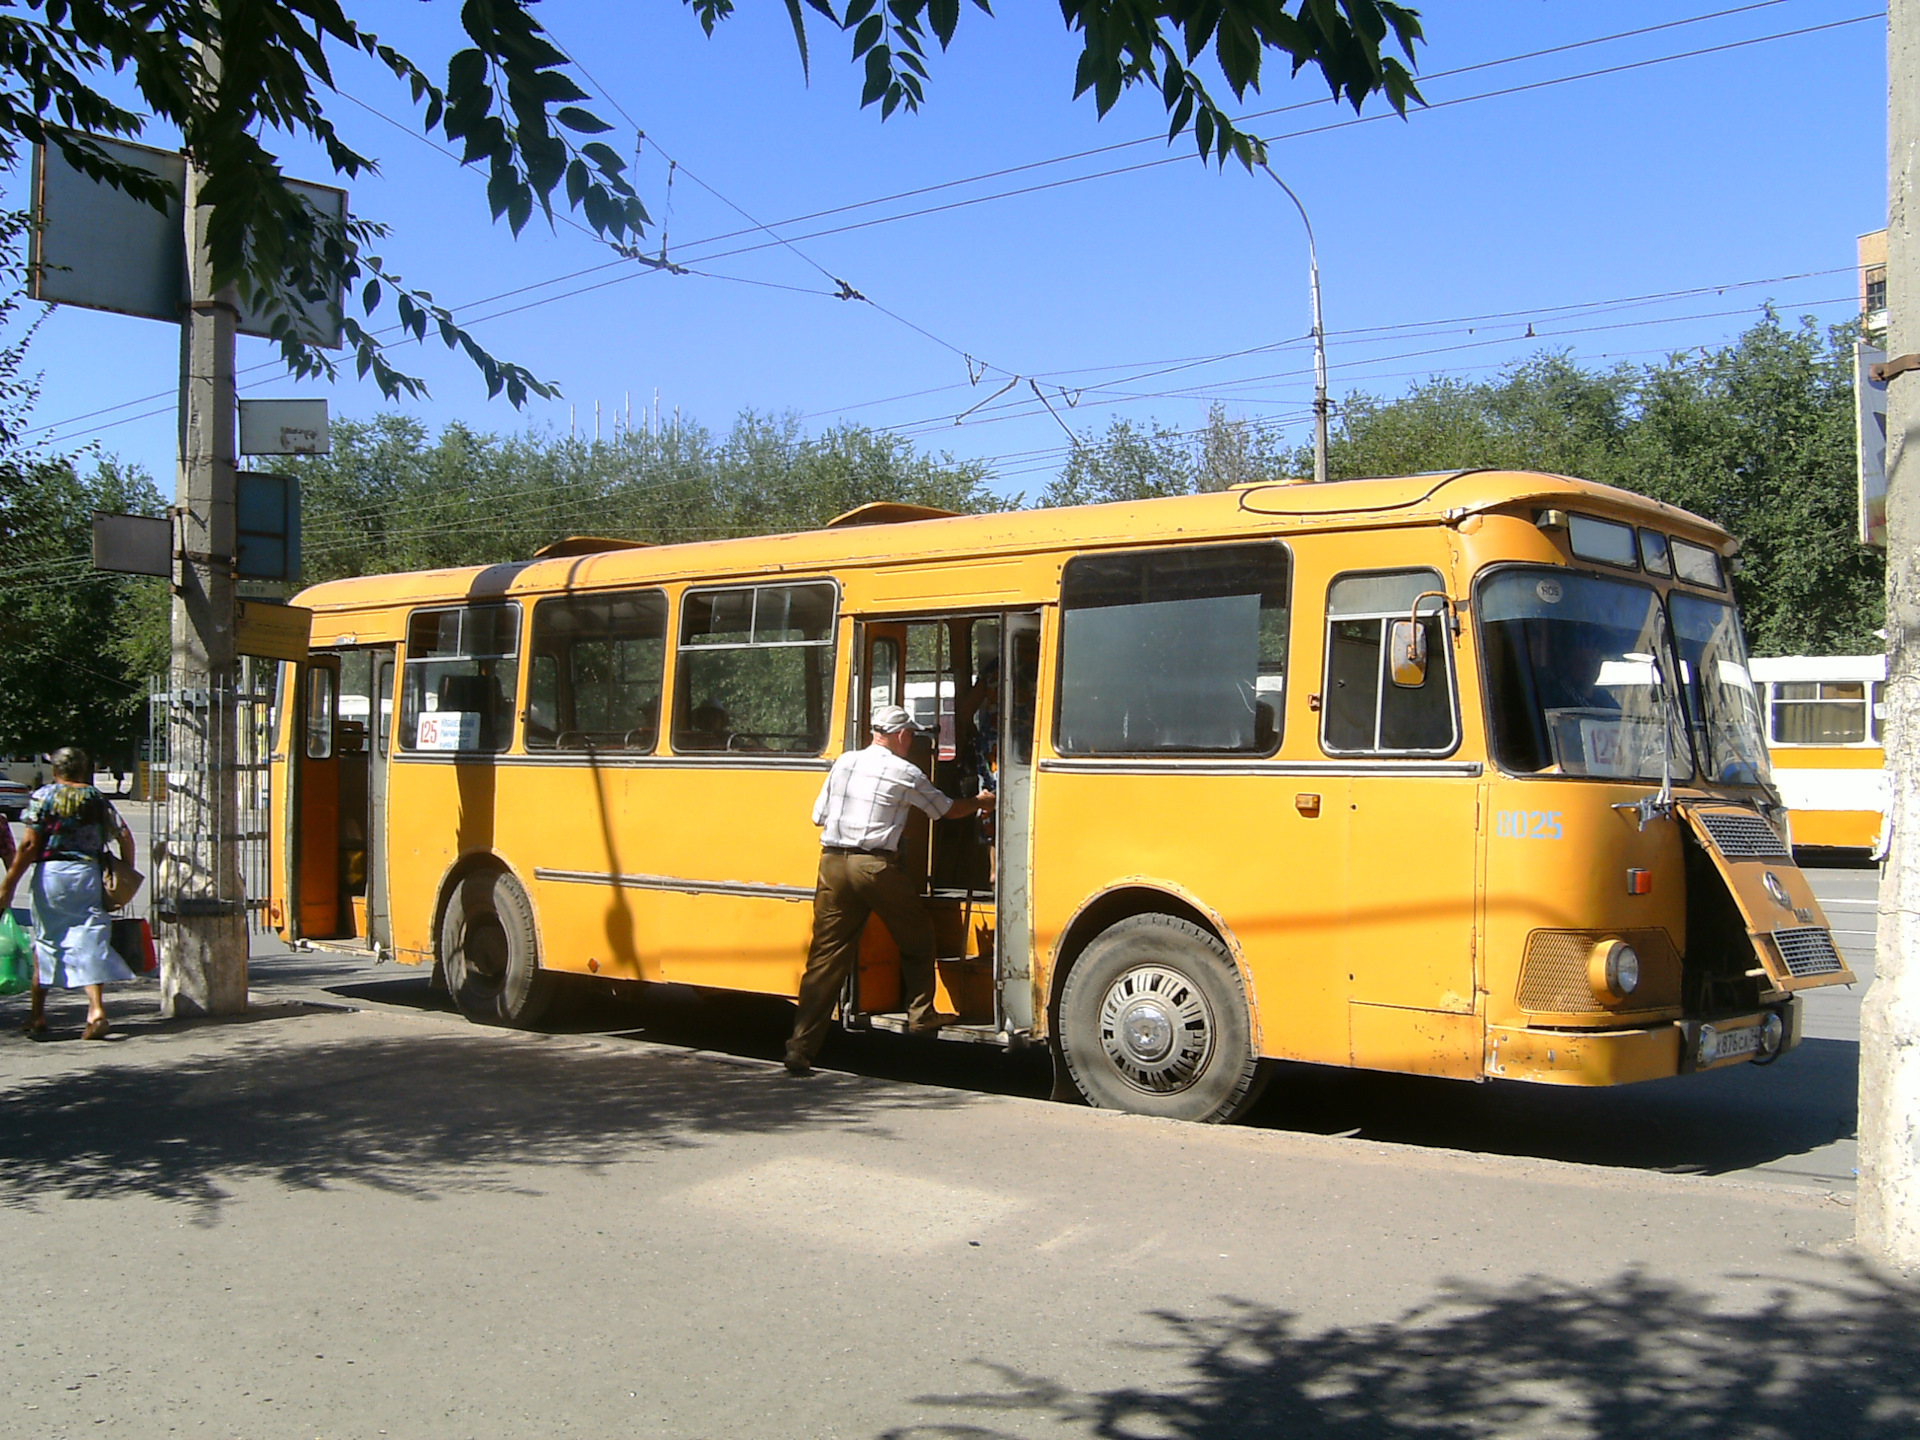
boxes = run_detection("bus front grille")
[1696,811,1790,860]
[1517,929,1682,1013]
[1771,926,1846,979]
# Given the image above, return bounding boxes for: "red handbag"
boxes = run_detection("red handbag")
[110,917,157,975]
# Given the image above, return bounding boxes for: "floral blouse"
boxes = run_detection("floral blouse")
[21,784,123,861]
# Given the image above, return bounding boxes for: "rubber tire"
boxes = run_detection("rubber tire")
[1058,913,1269,1123]
[439,867,556,1027]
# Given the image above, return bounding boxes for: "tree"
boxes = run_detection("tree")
[1302,318,1882,655]
[1197,402,1291,490]
[0,456,167,766]
[1041,417,1196,507]
[0,2,1424,404]
[283,409,1009,582]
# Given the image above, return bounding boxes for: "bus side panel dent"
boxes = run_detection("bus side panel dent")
[1484,1023,1681,1085]
[1349,1004,1481,1080]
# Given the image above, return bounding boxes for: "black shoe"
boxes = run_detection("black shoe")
[783,1048,812,1076]
[906,1012,959,1036]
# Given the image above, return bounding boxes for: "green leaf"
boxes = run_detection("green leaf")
[446,47,488,103]
[581,141,626,174]
[555,105,613,134]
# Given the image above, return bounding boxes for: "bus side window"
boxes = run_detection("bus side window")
[305,665,335,760]
[1322,569,1456,756]
[870,637,901,712]
[526,589,667,752]
[1770,680,1868,745]
[673,582,837,755]
[1056,541,1289,757]
[398,603,521,752]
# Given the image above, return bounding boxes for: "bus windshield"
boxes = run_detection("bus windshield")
[1669,593,1771,787]
[1479,569,1693,783]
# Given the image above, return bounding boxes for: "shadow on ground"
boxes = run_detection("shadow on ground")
[884,1262,1919,1440]
[318,967,1854,1183]
[0,1008,973,1218]
[1243,1038,1856,1180]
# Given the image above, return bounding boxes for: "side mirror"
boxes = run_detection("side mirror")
[1389,619,1428,687]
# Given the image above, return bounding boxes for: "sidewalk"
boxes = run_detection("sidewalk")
[0,960,1910,1439]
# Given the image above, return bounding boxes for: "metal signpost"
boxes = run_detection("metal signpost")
[31,114,340,1017]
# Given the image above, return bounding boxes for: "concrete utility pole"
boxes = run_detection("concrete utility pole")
[1259,164,1329,484]
[158,40,248,1016]
[1860,0,1919,1267]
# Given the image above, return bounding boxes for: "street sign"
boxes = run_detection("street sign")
[239,398,329,455]
[235,601,311,663]
[236,472,301,581]
[91,512,170,577]
[1858,341,1889,550]
[28,130,347,346]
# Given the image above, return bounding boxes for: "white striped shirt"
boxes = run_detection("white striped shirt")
[813,743,955,852]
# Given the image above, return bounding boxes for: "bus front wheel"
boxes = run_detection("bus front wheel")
[1059,914,1268,1123]
[440,867,556,1028]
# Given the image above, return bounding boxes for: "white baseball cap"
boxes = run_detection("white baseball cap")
[871,704,922,734]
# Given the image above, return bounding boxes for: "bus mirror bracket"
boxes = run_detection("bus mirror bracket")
[1612,794,1675,831]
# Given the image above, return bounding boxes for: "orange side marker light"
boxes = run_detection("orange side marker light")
[1296,793,1321,817]
[1626,869,1653,895]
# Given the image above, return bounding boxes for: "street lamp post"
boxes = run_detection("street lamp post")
[1260,163,1329,484]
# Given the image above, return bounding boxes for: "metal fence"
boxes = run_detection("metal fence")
[147,658,276,935]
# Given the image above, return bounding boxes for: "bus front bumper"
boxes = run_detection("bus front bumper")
[1485,998,1801,1085]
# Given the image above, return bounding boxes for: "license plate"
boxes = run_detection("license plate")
[1704,1023,1762,1064]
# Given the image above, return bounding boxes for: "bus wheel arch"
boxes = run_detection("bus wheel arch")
[1047,887,1269,1124]
[435,855,557,1028]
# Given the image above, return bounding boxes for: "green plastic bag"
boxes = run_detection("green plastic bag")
[0,911,31,997]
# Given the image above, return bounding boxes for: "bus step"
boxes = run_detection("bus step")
[863,1013,1005,1046]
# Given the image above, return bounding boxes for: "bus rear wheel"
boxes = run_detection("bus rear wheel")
[440,867,555,1028]
[1058,914,1267,1123]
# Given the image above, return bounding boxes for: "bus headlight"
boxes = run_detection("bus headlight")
[1758,1011,1785,1059]
[1587,939,1641,1002]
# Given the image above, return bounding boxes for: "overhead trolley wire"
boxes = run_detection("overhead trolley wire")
[20,4,1876,446]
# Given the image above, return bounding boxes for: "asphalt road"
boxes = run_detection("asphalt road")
[0,844,1895,1438]
[221,861,1878,1197]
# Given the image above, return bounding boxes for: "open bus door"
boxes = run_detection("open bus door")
[994,611,1041,1033]
[288,654,341,939]
[844,613,1032,1037]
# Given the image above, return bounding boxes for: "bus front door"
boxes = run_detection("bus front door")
[292,655,342,939]
[995,611,1041,1032]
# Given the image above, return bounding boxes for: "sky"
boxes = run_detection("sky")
[1,0,1891,502]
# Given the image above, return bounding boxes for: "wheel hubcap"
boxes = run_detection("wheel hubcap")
[466,912,509,982]
[1098,964,1213,1093]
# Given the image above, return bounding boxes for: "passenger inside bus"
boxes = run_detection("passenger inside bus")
[682,702,735,751]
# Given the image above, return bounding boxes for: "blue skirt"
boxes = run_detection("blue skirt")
[30,858,134,988]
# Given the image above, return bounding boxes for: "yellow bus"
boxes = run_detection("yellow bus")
[1748,655,1889,856]
[269,471,1855,1122]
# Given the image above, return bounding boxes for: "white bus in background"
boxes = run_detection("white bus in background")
[1,755,49,788]
[1750,654,1889,856]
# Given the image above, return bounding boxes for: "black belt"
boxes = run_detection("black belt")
[823,844,896,860]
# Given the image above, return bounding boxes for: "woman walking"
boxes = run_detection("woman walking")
[0,747,138,1039]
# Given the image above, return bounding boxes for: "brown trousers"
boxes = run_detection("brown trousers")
[788,850,938,1060]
